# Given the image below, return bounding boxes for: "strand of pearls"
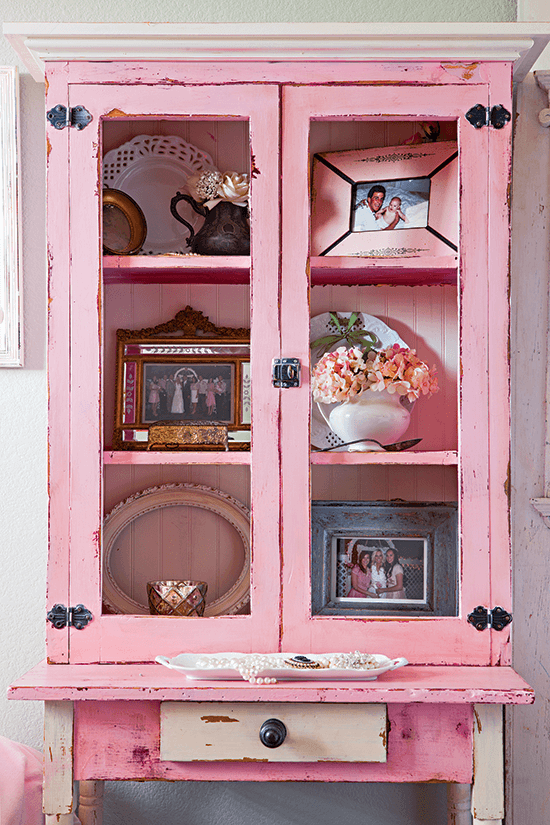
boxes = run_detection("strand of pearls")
[196,654,280,684]
[327,652,378,670]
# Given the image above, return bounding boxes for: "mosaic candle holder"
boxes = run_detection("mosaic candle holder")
[147,580,208,616]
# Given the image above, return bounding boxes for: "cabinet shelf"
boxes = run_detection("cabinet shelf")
[103,255,250,285]
[104,450,251,465]
[310,256,458,286]
[310,450,458,465]
[102,254,456,287]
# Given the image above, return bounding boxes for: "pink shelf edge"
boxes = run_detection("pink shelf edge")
[103,450,454,466]
[104,450,251,465]
[8,661,534,705]
[310,450,458,465]
[102,255,251,285]
[102,255,457,286]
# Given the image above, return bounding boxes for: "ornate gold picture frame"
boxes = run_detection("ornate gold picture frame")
[114,306,250,450]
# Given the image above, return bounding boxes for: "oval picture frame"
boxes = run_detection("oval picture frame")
[102,187,147,255]
[102,483,250,617]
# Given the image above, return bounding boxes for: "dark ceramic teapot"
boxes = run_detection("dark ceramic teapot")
[170,192,250,255]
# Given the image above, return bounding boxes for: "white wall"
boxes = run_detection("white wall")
[2,2,537,824]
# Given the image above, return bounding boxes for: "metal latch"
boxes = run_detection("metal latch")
[47,604,93,630]
[467,605,512,632]
[46,105,93,131]
[272,358,301,388]
[465,104,511,130]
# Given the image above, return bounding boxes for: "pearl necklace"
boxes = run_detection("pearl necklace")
[195,652,379,684]
[196,654,281,684]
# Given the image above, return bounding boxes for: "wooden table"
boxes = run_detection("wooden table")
[9,662,533,825]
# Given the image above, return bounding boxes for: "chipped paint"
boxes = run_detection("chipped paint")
[442,62,481,81]
[191,757,269,763]
[250,154,261,178]
[474,707,483,734]
[132,745,151,766]
[105,108,129,118]
[200,715,239,723]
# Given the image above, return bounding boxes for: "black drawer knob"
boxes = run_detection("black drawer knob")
[259,718,287,748]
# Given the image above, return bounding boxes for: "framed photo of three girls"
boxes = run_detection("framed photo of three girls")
[311,501,458,617]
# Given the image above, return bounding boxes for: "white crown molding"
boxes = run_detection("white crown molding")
[4,22,550,83]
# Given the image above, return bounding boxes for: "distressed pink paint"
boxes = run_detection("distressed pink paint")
[72,700,474,783]
[56,77,282,662]
[8,661,534,704]
[65,59,489,88]
[280,82,494,663]
[6,38,540,824]
[45,64,71,664]
[484,64,514,667]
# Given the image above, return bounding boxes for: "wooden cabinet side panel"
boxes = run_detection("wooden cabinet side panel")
[486,64,514,667]
[45,64,71,663]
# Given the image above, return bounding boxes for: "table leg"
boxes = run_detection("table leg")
[44,701,75,822]
[78,780,105,825]
[472,704,503,825]
[447,783,471,825]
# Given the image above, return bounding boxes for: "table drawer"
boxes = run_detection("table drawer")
[160,702,387,763]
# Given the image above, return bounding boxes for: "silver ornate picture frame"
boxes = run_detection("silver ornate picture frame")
[311,500,458,617]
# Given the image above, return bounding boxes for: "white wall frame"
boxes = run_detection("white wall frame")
[0,66,22,367]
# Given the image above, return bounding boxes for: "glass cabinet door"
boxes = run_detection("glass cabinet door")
[280,81,498,664]
[59,80,281,662]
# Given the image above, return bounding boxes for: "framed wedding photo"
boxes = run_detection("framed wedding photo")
[114,306,251,450]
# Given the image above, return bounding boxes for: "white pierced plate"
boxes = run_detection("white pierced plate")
[310,311,409,451]
[156,652,408,682]
[103,135,215,254]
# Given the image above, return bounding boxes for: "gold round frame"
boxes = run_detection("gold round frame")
[102,187,147,255]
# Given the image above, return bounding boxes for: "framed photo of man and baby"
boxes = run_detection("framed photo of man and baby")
[310,140,458,258]
[311,501,458,617]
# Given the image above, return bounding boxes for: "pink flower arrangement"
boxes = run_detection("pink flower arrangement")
[312,344,439,405]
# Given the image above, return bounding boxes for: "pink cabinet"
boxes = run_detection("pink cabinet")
[42,59,509,667]
[6,23,550,824]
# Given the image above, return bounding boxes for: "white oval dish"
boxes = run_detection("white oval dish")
[155,652,408,681]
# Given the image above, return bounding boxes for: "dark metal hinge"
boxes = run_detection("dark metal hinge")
[46,104,93,131]
[465,104,511,130]
[272,358,301,388]
[47,604,93,630]
[467,605,512,632]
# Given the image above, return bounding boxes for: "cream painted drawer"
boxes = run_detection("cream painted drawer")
[160,702,387,763]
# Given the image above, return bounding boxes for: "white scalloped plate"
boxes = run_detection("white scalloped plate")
[103,135,215,254]
[156,652,408,681]
[310,312,410,450]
